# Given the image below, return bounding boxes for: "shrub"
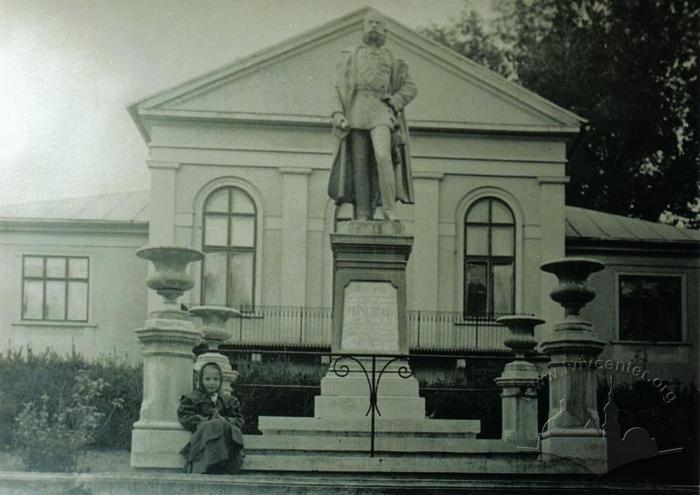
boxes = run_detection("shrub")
[13,370,123,472]
[0,349,141,453]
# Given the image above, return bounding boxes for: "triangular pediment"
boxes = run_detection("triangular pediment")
[130,7,584,141]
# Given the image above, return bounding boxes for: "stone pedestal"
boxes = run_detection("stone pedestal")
[189,306,241,396]
[130,246,203,469]
[320,220,422,419]
[539,258,607,474]
[495,316,544,445]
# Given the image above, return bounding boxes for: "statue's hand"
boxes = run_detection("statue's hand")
[332,112,349,130]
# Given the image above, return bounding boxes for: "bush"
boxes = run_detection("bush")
[232,355,324,434]
[0,349,141,454]
[13,370,122,472]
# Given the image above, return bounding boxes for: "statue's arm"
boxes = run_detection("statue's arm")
[388,60,417,113]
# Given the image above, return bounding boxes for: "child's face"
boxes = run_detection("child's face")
[201,366,221,394]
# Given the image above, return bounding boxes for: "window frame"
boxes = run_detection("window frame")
[463,198,516,319]
[200,186,257,310]
[21,255,90,323]
[615,272,686,343]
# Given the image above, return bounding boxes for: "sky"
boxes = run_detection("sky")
[0,0,495,206]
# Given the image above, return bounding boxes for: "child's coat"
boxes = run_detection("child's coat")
[177,388,244,473]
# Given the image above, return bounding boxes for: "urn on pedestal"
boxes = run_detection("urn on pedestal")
[495,315,544,444]
[189,305,241,396]
[539,257,607,474]
[131,246,205,469]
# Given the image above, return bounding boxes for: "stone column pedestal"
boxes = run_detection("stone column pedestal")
[317,220,423,420]
[495,315,544,445]
[190,305,241,396]
[130,246,204,469]
[539,258,607,474]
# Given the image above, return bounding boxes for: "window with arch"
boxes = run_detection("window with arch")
[464,197,515,318]
[201,186,256,309]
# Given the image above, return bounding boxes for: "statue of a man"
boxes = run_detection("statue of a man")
[328,11,417,221]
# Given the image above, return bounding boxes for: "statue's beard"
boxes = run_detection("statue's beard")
[362,30,386,47]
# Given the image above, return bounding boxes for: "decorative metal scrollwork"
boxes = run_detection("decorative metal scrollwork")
[328,353,415,456]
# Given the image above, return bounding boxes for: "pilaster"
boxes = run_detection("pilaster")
[280,167,312,306]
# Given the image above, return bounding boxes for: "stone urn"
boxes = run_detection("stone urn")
[495,315,544,444]
[131,245,205,469]
[538,257,607,473]
[137,246,204,307]
[540,258,604,318]
[189,305,241,349]
[496,315,544,360]
[189,305,242,395]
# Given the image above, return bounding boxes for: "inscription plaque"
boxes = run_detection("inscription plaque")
[341,281,399,353]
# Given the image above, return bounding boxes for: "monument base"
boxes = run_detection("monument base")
[130,420,189,469]
[540,430,607,475]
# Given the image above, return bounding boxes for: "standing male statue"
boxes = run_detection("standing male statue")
[328,11,417,221]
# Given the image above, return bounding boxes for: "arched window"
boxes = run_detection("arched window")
[464,198,515,318]
[201,187,256,310]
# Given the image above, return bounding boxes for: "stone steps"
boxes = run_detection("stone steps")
[1,471,692,494]
[245,435,522,454]
[242,452,590,475]
[257,416,481,435]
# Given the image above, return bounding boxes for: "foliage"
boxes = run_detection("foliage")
[13,369,122,472]
[231,355,324,434]
[422,0,699,226]
[0,348,141,456]
[597,380,698,482]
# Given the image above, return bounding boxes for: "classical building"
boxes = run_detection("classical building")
[0,8,697,384]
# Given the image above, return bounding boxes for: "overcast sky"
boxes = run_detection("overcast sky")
[0,0,495,206]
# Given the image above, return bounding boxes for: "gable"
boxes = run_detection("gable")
[130,8,584,141]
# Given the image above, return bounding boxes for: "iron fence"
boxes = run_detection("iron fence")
[220,306,509,352]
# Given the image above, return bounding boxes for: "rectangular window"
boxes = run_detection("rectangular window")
[22,256,89,322]
[619,275,682,342]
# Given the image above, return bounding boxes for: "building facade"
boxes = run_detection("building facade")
[0,9,697,384]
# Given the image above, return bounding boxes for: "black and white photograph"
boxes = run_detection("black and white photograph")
[0,0,698,493]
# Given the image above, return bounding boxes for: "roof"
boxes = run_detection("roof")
[128,6,585,143]
[1,192,697,247]
[565,206,700,244]
[0,191,149,224]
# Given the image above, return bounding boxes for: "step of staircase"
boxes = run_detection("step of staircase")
[0,471,693,495]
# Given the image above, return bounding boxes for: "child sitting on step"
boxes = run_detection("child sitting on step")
[177,362,245,474]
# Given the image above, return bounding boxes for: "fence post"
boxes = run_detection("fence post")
[416,310,421,348]
[299,306,305,344]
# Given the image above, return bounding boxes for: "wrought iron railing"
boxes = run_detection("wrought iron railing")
[219,306,509,352]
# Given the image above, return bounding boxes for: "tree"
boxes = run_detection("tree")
[423,0,699,226]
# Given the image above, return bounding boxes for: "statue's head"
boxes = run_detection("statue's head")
[362,12,387,47]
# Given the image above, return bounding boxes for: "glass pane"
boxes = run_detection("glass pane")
[24,257,43,278]
[492,263,514,316]
[465,262,487,316]
[492,226,514,256]
[202,252,227,306]
[67,282,88,321]
[231,189,255,214]
[492,200,514,224]
[68,258,88,279]
[658,278,682,341]
[204,215,228,246]
[205,189,229,212]
[23,281,43,319]
[231,217,255,247]
[466,200,488,223]
[229,253,253,307]
[619,276,681,342]
[466,226,488,256]
[46,258,66,278]
[46,281,66,320]
[619,278,641,340]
